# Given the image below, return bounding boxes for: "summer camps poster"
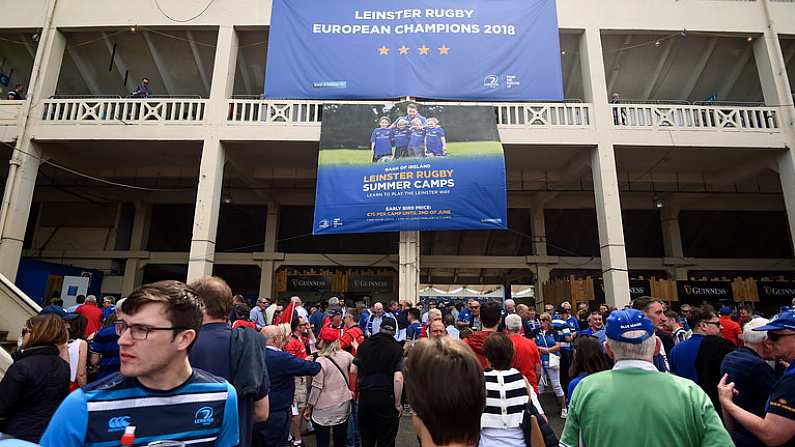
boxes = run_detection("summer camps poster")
[312,102,508,234]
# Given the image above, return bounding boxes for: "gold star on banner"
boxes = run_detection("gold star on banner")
[377,46,389,55]
[438,45,449,55]
[418,45,430,55]
[399,46,410,55]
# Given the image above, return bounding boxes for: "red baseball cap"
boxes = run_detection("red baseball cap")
[319,326,340,343]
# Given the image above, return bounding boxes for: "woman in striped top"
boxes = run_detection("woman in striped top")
[481,333,545,447]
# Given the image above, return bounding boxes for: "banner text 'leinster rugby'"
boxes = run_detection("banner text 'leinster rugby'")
[362,169,455,192]
[313,8,515,35]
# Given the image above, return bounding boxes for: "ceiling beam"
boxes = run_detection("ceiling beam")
[718,44,753,100]
[680,37,718,100]
[607,35,633,95]
[142,31,177,94]
[186,31,210,96]
[102,32,131,91]
[642,39,676,100]
[65,46,101,95]
[236,48,254,95]
[707,153,779,187]
[555,150,592,184]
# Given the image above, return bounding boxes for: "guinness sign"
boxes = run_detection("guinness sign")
[348,276,393,292]
[595,279,651,301]
[677,281,733,302]
[287,276,332,291]
[758,282,795,300]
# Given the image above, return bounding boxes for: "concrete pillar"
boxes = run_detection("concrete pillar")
[259,261,275,298]
[121,259,143,297]
[187,139,226,282]
[531,208,547,256]
[753,4,795,255]
[186,26,239,282]
[130,201,151,251]
[579,28,630,308]
[0,27,66,281]
[534,266,550,307]
[399,231,420,304]
[660,204,687,280]
[258,202,279,297]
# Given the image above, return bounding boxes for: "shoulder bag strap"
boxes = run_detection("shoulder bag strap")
[325,355,350,388]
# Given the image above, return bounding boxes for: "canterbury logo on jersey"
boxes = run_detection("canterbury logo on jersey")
[107,416,131,432]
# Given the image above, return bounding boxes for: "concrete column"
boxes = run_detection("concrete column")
[186,26,239,282]
[259,261,275,298]
[660,204,687,279]
[187,139,226,282]
[579,27,630,308]
[399,231,420,304]
[129,201,151,251]
[121,259,143,297]
[0,26,66,281]
[258,202,279,297]
[753,3,795,255]
[531,208,547,256]
[534,265,550,307]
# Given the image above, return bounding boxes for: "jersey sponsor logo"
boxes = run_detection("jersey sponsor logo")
[194,406,215,426]
[107,416,131,432]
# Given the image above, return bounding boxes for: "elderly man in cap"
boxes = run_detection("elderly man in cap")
[560,309,731,447]
[719,310,795,446]
[75,294,103,337]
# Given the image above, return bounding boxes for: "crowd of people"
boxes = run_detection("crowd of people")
[1,281,794,446]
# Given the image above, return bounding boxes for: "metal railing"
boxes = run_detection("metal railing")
[610,103,779,131]
[41,98,207,123]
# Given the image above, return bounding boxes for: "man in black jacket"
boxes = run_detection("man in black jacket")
[355,317,403,447]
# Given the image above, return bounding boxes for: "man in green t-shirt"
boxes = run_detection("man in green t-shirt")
[560,309,732,447]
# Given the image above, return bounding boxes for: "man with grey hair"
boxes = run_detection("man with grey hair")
[506,313,542,392]
[365,302,395,337]
[504,298,516,314]
[560,309,731,447]
[719,317,777,446]
[76,294,103,337]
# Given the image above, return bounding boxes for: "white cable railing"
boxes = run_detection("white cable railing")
[41,98,207,123]
[610,103,779,131]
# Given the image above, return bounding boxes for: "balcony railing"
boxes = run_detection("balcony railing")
[227,99,593,129]
[0,100,23,126]
[41,98,206,124]
[228,99,322,124]
[610,103,779,131]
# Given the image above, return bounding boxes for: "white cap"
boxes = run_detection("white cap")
[124,426,136,435]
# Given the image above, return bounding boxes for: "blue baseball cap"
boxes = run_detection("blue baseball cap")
[719,306,732,315]
[605,309,655,344]
[753,310,795,332]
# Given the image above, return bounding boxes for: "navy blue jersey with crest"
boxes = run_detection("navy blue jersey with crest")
[40,369,239,447]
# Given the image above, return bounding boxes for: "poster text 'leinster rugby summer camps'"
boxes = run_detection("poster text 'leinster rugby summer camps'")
[264,0,563,234]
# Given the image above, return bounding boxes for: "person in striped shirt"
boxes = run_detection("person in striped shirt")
[40,281,239,447]
[481,332,545,447]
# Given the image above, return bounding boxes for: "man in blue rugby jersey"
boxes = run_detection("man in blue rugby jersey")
[41,281,239,447]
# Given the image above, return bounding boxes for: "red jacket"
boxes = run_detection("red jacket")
[720,316,742,346]
[340,326,364,355]
[464,330,493,369]
[284,334,308,359]
[76,304,103,337]
[510,334,541,392]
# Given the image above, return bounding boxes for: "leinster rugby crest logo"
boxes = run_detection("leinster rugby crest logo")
[194,407,215,426]
[483,75,499,89]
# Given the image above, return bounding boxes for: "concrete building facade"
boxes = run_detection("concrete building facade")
[0,0,793,310]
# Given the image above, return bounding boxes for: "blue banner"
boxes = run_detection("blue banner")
[265,0,563,100]
[313,102,507,234]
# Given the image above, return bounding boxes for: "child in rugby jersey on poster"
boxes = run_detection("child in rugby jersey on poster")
[407,118,426,157]
[424,117,447,156]
[393,118,412,159]
[370,116,394,162]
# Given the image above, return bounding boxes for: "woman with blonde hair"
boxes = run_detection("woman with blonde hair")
[305,326,356,447]
[0,313,70,443]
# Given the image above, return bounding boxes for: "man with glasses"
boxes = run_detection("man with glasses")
[670,305,735,412]
[41,281,240,447]
[719,310,795,446]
